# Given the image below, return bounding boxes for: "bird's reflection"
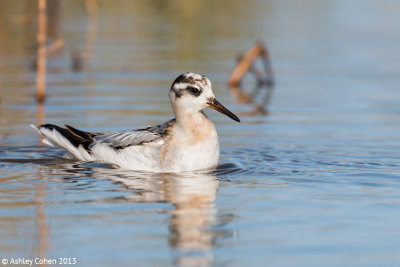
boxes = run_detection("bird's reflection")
[166,173,217,267]
[78,165,219,266]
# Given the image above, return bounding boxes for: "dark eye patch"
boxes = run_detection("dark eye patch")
[187,86,201,97]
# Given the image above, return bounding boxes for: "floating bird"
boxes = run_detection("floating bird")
[31,72,240,172]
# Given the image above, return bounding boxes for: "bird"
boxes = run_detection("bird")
[31,72,240,172]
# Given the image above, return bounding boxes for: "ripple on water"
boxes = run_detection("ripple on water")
[2,144,399,188]
[221,145,400,189]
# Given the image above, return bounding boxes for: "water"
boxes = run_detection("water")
[1,0,400,266]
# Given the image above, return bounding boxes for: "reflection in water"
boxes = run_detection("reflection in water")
[166,174,217,267]
[63,165,219,266]
[33,183,50,267]
[230,82,274,115]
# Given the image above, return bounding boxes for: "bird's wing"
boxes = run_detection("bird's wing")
[91,119,175,150]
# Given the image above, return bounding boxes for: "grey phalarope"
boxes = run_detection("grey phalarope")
[31,72,240,172]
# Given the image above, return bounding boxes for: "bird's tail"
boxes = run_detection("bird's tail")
[30,124,93,161]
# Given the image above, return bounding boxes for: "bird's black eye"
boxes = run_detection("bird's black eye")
[187,86,201,97]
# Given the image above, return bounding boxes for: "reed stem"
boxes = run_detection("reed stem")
[36,0,47,103]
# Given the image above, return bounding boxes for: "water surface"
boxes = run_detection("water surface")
[1,1,400,266]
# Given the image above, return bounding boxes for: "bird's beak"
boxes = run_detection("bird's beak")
[207,98,240,122]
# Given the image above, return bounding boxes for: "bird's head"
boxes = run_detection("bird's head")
[169,72,240,122]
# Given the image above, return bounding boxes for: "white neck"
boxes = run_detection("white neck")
[173,107,208,131]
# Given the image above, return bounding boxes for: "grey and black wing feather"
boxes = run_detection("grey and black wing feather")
[91,119,175,150]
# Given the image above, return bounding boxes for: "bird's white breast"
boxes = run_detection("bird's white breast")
[160,120,220,172]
